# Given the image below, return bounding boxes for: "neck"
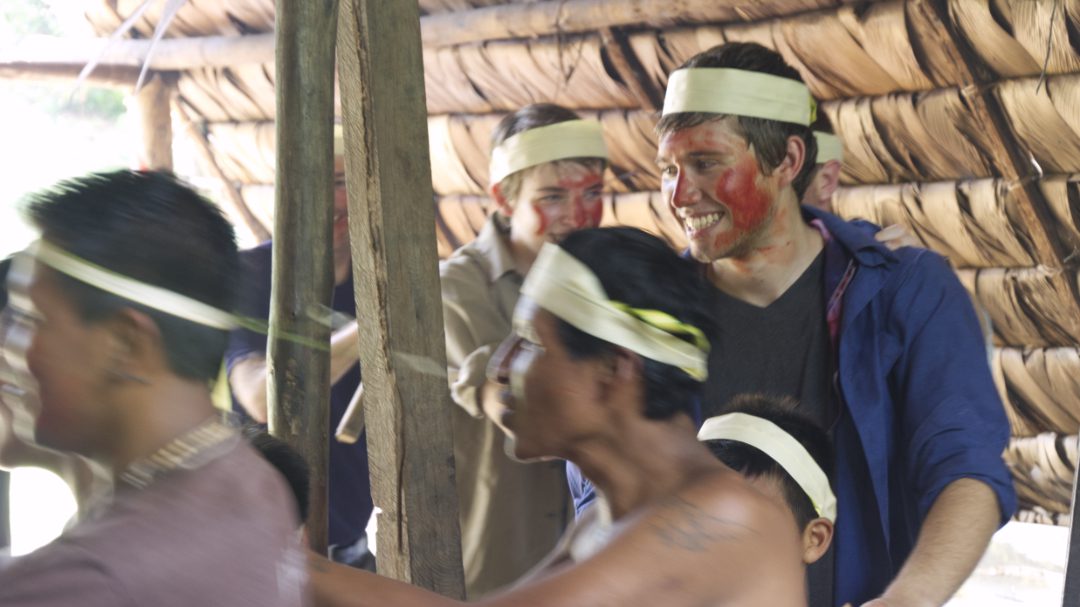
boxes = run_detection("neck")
[567,414,717,520]
[508,235,539,277]
[709,200,823,307]
[104,377,217,479]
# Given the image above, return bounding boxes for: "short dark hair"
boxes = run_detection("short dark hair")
[553,227,716,421]
[703,394,833,530]
[490,103,606,203]
[243,426,310,523]
[24,170,239,381]
[656,42,818,200]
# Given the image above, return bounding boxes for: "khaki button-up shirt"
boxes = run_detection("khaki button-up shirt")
[440,215,572,598]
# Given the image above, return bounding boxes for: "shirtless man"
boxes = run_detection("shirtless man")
[309,226,833,607]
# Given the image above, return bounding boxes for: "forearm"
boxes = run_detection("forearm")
[309,555,463,607]
[879,478,999,607]
[229,357,269,423]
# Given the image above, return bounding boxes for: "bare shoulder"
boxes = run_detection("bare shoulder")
[639,467,780,553]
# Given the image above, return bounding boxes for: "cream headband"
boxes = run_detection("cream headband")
[698,412,837,522]
[815,132,843,163]
[520,243,709,380]
[489,120,609,185]
[28,240,238,330]
[662,68,815,126]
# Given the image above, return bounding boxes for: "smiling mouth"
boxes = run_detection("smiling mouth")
[684,212,725,233]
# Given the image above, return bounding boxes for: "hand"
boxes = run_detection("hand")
[480,379,512,435]
[875,224,920,251]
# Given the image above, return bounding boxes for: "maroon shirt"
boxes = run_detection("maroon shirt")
[0,437,308,606]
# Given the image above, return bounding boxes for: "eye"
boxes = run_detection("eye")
[584,189,603,202]
[659,165,677,178]
[695,158,720,171]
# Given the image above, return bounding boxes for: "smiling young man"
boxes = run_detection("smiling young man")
[439,104,606,596]
[654,42,1016,607]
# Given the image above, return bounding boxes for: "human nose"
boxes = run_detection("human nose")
[669,169,701,209]
[487,335,523,385]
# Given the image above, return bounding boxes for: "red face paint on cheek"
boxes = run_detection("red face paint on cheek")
[531,202,553,237]
[712,156,772,249]
[584,198,603,227]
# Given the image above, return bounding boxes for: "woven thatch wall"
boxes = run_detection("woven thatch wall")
[83,0,1080,521]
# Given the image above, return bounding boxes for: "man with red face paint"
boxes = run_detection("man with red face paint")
[654,43,1015,607]
[439,104,607,597]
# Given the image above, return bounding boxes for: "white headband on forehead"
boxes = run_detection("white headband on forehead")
[815,132,843,163]
[26,240,238,330]
[698,412,837,522]
[489,120,609,186]
[520,243,708,381]
[662,68,815,126]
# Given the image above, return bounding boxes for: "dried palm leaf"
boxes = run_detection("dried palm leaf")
[947,0,1041,78]
[959,266,1080,347]
[996,76,1080,174]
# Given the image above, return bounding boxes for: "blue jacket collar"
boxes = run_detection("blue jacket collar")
[802,206,897,269]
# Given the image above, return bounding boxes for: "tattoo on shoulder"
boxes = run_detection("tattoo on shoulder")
[646,495,758,552]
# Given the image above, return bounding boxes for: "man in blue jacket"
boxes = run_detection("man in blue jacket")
[650,42,1016,607]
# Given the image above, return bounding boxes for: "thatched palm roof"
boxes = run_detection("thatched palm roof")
[56,0,1080,523]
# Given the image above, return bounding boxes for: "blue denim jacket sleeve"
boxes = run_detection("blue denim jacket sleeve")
[887,250,1017,525]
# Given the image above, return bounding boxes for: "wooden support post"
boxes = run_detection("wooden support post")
[269,0,339,555]
[0,469,9,549]
[135,71,175,171]
[338,0,465,596]
[1066,462,1080,605]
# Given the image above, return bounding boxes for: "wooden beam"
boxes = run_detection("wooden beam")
[173,101,271,242]
[420,0,848,47]
[0,62,143,86]
[268,0,339,555]
[1,0,852,76]
[1,34,273,70]
[338,0,465,595]
[1066,462,1080,605]
[135,71,175,171]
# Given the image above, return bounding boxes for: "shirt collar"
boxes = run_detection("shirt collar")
[471,213,519,283]
[801,206,896,268]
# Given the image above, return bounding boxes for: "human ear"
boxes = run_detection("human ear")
[777,135,807,187]
[801,517,834,564]
[489,182,514,218]
[814,160,841,205]
[105,308,161,383]
[597,347,642,407]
